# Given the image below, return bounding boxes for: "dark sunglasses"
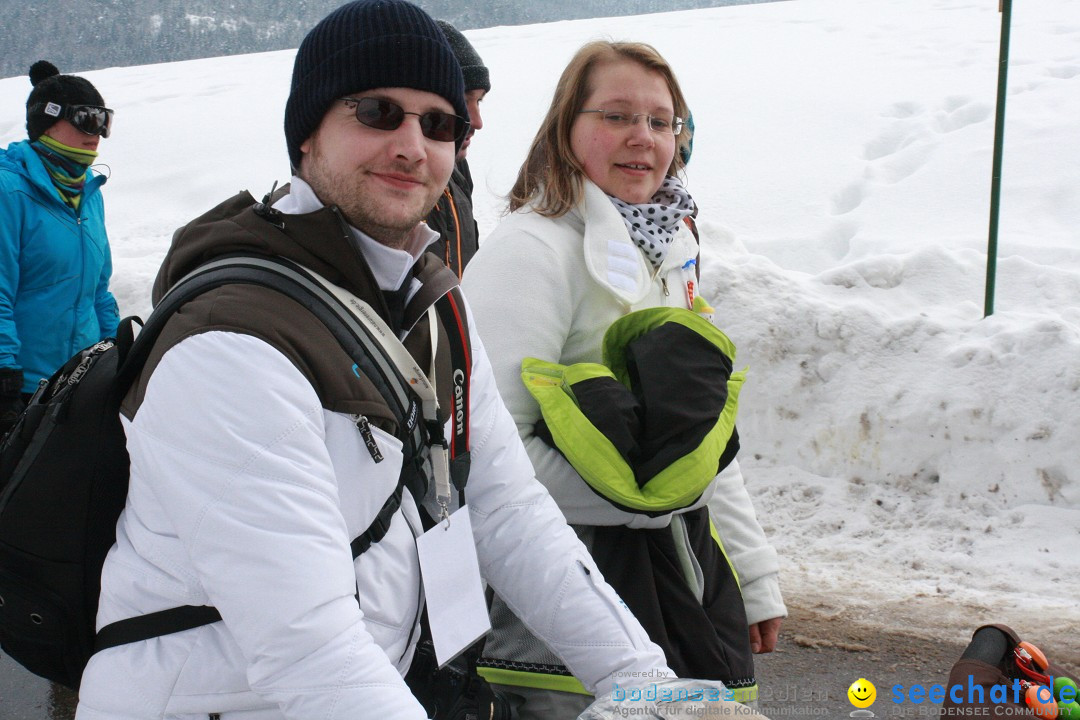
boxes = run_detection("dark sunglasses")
[58,104,114,138]
[341,97,468,143]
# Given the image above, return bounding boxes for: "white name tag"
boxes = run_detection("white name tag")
[416,506,490,667]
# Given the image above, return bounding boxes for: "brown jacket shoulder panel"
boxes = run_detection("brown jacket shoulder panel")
[131,188,466,438]
[122,284,399,433]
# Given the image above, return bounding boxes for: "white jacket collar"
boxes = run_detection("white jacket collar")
[578,178,694,306]
[273,176,439,292]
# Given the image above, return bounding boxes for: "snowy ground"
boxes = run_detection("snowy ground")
[1,0,1077,659]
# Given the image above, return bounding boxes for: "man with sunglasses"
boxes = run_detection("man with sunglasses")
[0,60,120,436]
[75,3,728,720]
[424,20,491,279]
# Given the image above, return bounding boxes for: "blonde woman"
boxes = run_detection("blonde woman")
[463,41,786,718]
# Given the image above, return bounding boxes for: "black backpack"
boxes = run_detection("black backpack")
[0,255,471,690]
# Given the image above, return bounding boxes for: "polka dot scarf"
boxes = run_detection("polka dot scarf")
[607,176,696,270]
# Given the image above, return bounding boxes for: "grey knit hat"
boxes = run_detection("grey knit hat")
[436,21,490,94]
[285,0,467,169]
[26,61,106,141]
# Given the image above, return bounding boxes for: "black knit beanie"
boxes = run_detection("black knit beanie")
[435,21,490,94]
[285,0,467,170]
[26,61,106,142]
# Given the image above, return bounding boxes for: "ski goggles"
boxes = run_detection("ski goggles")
[44,103,114,138]
[341,97,469,143]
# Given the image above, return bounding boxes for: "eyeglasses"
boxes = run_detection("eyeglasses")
[62,105,114,138]
[579,109,684,136]
[341,97,469,143]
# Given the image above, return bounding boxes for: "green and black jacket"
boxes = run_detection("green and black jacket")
[479,307,757,702]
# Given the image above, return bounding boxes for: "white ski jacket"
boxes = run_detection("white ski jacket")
[462,179,786,625]
[75,181,671,720]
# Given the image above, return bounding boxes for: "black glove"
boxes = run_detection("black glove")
[0,367,25,436]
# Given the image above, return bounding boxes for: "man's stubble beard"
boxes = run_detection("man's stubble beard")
[301,148,443,249]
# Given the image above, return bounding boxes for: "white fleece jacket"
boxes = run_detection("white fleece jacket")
[462,179,786,625]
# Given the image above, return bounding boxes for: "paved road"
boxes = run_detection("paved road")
[2,606,1076,719]
[754,607,967,718]
[0,653,73,720]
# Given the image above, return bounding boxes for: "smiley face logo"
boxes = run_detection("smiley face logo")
[848,678,877,709]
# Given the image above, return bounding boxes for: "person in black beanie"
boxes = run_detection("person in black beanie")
[435,20,490,162]
[0,61,120,436]
[76,2,735,719]
[425,20,492,278]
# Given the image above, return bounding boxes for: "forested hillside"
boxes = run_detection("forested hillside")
[2,0,776,79]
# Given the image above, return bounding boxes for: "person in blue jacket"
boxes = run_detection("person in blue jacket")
[0,61,120,433]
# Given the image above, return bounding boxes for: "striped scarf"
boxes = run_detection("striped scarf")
[31,135,98,211]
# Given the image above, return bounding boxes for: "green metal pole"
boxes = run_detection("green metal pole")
[985,0,1013,317]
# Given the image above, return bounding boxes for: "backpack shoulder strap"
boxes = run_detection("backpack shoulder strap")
[94,605,222,654]
[295,262,473,523]
[156,256,428,443]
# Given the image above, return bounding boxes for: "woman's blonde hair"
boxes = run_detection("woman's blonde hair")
[508,41,691,217]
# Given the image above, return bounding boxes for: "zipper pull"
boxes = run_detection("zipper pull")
[354,415,384,463]
[661,277,670,296]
